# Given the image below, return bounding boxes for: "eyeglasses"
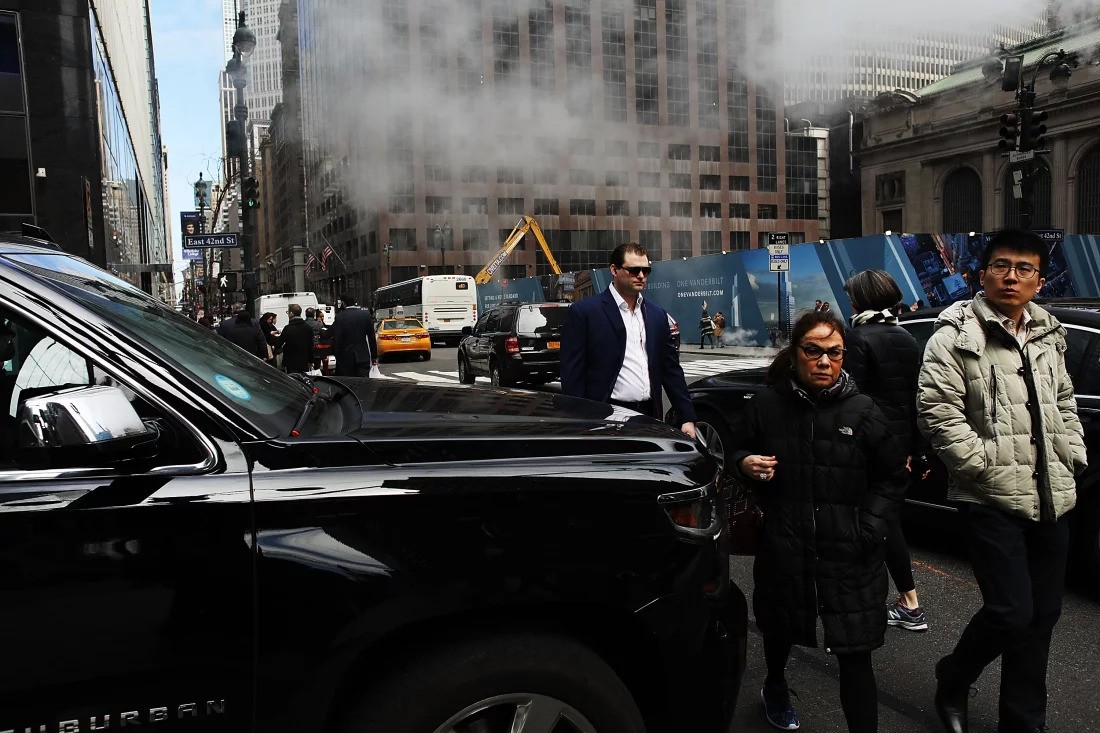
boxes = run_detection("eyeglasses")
[617,266,652,277]
[987,260,1039,280]
[799,344,846,362]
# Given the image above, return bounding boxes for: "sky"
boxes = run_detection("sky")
[150,0,226,283]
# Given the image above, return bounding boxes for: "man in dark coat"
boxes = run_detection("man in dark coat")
[332,293,378,377]
[560,242,695,437]
[223,311,267,359]
[275,303,315,374]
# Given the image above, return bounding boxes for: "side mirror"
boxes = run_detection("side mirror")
[461,326,473,336]
[18,385,158,466]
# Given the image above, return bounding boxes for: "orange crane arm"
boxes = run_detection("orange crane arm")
[474,216,561,285]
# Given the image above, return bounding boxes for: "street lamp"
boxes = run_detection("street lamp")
[193,173,210,317]
[382,243,393,285]
[226,10,257,308]
[433,223,452,274]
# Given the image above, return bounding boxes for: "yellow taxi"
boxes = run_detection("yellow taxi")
[375,317,432,362]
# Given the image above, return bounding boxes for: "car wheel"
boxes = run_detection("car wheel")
[457,355,475,384]
[422,351,431,362]
[336,633,645,733]
[490,361,511,387]
[694,408,734,474]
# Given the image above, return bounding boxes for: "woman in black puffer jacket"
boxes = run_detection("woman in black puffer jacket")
[730,310,907,733]
[844,269,927,632]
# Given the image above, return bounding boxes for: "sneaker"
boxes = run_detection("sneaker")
[887,598,928,631]
[760,683,800,730]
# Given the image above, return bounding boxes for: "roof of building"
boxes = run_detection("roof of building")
[916,16,1100,98]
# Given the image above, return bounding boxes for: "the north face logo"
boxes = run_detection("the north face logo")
[838,426,853,436]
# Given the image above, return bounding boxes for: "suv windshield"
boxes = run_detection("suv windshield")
[517,305,569,335]
[4,253,309,436]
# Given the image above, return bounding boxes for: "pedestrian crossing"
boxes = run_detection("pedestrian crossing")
[384,356,771,385]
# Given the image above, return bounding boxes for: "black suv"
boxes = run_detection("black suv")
[669,302,1100,582]
[0,240,745,733]
[457,301,570,387]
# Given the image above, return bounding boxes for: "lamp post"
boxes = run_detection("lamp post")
[433,223,452,274]
[226,10,257,307]
[382,243,393,285]
[194,173,210,317]
[993,48,1077,231]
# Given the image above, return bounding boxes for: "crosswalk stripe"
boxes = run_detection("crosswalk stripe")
[389,358,769,385]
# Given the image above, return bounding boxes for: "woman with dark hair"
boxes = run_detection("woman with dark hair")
[844,269,927,632]
[730,310,906,732]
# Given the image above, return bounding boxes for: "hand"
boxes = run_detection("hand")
[680,422,696,440]
[739,454,778,482]
[371,359,379,366]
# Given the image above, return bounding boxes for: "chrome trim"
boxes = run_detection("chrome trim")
[903,498,959,512]
[657,486,709,504]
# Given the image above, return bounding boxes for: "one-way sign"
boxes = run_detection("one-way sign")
[184,233,239,249]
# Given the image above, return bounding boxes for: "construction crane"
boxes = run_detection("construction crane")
[474,215,562,285]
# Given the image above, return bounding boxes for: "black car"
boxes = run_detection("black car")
[457,301,570,387]
[0,239,745,733]
[669,303,1100,581]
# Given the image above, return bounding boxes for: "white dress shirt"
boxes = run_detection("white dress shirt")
[608,286,651,402]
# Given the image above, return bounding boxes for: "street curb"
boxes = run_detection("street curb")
[680,345,780,358]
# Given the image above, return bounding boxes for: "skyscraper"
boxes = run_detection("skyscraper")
[288,0,826,304]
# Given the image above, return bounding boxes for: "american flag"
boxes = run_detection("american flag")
[306,252,316,272]
[321,245,334,271]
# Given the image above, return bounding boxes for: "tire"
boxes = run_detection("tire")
[422,351,431,362]
[694,407,734,474]
[336,633,645,733]
[490,360,512,388]
[457,355,475,384]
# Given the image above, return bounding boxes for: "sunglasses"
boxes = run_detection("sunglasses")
[617,266,652,277]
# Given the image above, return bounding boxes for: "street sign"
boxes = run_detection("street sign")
[1009,150,1036,164]
[768,235,790,273]
[184,232,240,249]
[1032,229,1065,242]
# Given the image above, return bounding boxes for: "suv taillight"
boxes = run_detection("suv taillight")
[505,336,519,355]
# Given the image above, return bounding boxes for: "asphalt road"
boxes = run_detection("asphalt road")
[381,347,1100,732]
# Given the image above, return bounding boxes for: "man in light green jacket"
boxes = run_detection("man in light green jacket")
[917,229,1087,733]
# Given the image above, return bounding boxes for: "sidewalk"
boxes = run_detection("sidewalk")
[679,342,781,358]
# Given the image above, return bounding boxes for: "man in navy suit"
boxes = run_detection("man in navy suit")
[561,242,696,438]
[332,293,379,377]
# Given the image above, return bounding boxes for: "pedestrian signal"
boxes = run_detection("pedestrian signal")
[225,121,245,158]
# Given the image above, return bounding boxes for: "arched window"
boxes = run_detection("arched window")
[1078,145,1100,234]
[1004,162,1052,229]
[942,168,982,233]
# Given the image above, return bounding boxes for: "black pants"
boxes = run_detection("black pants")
[763,633,878,733]
[884,511,915,594]
[700,334,714,348]
[942,504,1069,732]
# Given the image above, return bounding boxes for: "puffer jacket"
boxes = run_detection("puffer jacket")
[729,374,907,654]
[845,320,921,453]
[917,294,1087,522]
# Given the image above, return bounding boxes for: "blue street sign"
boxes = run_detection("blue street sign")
[184,233,239,249]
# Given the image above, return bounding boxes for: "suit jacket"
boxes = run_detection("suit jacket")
[332,306,378,376]
[560,288,696,422]
[275,318,315,373]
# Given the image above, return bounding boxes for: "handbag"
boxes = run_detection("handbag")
[722,473,764,555]
[369,364,383,379]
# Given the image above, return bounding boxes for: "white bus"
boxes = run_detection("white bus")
[374,275,477,345]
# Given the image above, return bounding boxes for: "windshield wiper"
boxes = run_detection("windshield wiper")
[289,385,323,438]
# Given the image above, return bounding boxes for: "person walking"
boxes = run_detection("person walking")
[918,228,1087,733]
[713,311,726,342]
[305,307,324,372]
[844,269,928,632]
[730,310,907,733]
[560,242,696,438]
[223,310,268,359]
[332,293,379,377]
[275,304,315,375]
[699,308,716,349]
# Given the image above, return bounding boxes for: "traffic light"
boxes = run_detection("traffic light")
[225,120,245,158]
[998,112,1019,151]
[219,272,238,292]
[1022,110,1048,151]
[243,176,259,209]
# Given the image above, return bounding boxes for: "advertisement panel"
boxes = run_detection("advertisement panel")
[180,211,202,263]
